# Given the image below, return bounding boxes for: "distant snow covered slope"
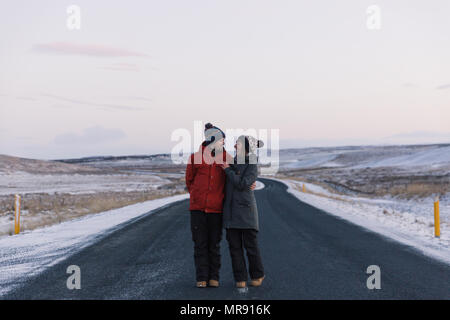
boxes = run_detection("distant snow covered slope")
[275,144,450,171]
[282,153,339,169]
[355,146,450,168]
[0,154,100,174]
[0,171,169,195]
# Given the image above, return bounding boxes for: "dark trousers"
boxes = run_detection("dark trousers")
[226,228,264,282]
[190,211,223,281]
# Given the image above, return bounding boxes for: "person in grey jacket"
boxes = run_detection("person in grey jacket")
[220,135,265,288]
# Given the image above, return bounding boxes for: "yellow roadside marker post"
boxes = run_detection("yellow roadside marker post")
[14,194,21,234]
[302,184,306,193]
[434,196,440,238]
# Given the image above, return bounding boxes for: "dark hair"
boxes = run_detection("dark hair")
[244,137,250,154]
[237,136,264,155]
[237,136,250,155]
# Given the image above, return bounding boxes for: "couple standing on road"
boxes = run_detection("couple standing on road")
[185,123,265,289]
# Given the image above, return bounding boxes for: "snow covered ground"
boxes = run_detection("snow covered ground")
[0,171,170,195]
[0,167,184,236]
[0,193,189,297]
[352,145,450,169]
[272,144,450,170]
[277,179,450,264]
[255,180,265,190]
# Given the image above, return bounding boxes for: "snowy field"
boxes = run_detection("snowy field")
[271,144,450,170]
[0,155,185,236]
[0,171,171,195]
[0,194,189,297]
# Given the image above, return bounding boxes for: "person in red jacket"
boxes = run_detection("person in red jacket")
[185,123,230,288]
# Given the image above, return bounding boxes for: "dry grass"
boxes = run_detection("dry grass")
[286,176,347,196]
[388,183,447,199]
[287,179,351,203]
[277,170,449,200]
[1,188,186,236]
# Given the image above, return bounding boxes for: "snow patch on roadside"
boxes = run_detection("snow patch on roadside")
[255,181,265,190]
[0,193,189,297]
[273,179,450,265]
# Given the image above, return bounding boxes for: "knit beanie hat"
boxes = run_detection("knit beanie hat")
[237,135,264,154]
[204,123,226,143]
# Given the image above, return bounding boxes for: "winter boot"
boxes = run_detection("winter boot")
[250,276,265,287]
[208,280,219,287]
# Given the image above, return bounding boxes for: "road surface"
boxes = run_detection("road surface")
[4,179,450,299]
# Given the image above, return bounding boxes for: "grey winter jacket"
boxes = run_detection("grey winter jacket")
[223,155,259,231]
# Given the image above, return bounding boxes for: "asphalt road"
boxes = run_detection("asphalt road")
[4,179,450,299]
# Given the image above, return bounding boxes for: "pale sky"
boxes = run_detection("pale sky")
[0,0,449,159]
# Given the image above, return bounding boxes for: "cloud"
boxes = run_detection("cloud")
[16,96,36,101]
[99,63,140,72]
[383,131,450,145]
[32,42,149,58]
[54,126,126,145]
[115,95,152,102]
[41,93,144,111]
[15,136,34,141]
[386,131,450,140]
[436,84,450,90]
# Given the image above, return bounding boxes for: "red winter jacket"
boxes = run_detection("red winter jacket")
[185,144,231,213]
